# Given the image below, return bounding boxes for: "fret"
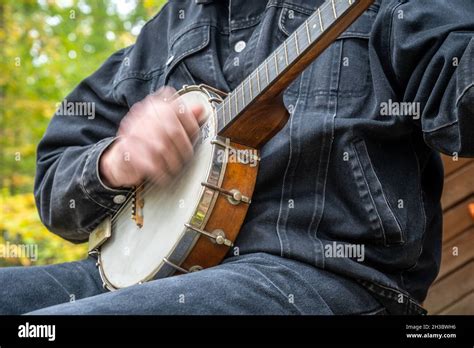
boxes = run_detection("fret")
[223,104,228,124]
[317,7,324,32]
[297,27,310,50]
[222,98,227,123]
[308,15,319,39]
[250,72,259,97]
[275,47,284,73]
[267,57,278,82]
[237,88,240,108]
[247,77,254,99]
[243,79,252,105]
[294,32,300,55]
[216,105,222,125]
[258,65,266,91]
[234,92,238,115]
[285,34,298,62]
[238,87,243,112]
[308,14,316,31]
[221,100,225,124]
[249,74,253,99]
[235,89,244,112]
[320,1,339,27]
[283,41,289,66]
[273,53,279,74]
[336,0,352,15]
[305,20,311,43]
[256,70,261,92]
[265,60,270,84]
[227,98,232,123]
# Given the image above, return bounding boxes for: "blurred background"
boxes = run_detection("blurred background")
[0,0,165,266]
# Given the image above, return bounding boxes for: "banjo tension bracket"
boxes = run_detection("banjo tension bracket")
[201,182,251,205]
[184,223,233,247]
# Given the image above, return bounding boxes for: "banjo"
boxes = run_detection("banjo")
[89,0,374,290]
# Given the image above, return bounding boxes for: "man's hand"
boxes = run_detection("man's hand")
[99,87,205,188]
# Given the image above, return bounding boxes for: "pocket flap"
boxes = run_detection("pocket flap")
[165,25,211,80]
[278,2,377,40]
[338,7,377,40]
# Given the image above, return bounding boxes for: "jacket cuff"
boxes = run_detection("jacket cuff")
[80,136,132,211]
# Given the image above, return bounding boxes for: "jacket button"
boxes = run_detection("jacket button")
[113,195,126,204]
[234,41,246,53]
[166,55,174,66]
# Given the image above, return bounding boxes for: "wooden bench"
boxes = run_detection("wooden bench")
[424,155,474,314]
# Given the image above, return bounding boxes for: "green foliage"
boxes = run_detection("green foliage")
[0,0,165,266]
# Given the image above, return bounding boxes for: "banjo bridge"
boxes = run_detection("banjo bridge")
[131,185,145,228]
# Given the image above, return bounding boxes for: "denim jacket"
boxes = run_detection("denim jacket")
[34,0,474,314]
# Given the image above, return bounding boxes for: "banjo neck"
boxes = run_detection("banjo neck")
[217,0,374,147]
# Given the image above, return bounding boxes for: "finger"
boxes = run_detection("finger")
[112,138,151,187]
[166,101,196,158]
[128,136,171,184]
[149,124,184,176]
[172,98,200,137]
[190,104,207,126]
[172,100,202,141]
[119,101,148,137]
[145,99,190,173]
[148,91,195,140]
[161,112,195,163]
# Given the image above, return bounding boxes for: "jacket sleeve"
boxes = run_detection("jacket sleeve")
[34,46,134,243]
[388,0,474,157]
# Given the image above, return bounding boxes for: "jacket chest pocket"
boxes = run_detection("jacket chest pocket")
[277,2,377,98]
[336,7,377,97]
[157,25,212,91]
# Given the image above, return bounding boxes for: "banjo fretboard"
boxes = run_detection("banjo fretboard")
[216,0,373,134]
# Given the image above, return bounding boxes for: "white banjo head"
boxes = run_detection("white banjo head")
[99,87,219,289]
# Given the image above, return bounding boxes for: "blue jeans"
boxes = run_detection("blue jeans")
[0,253,385,315]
